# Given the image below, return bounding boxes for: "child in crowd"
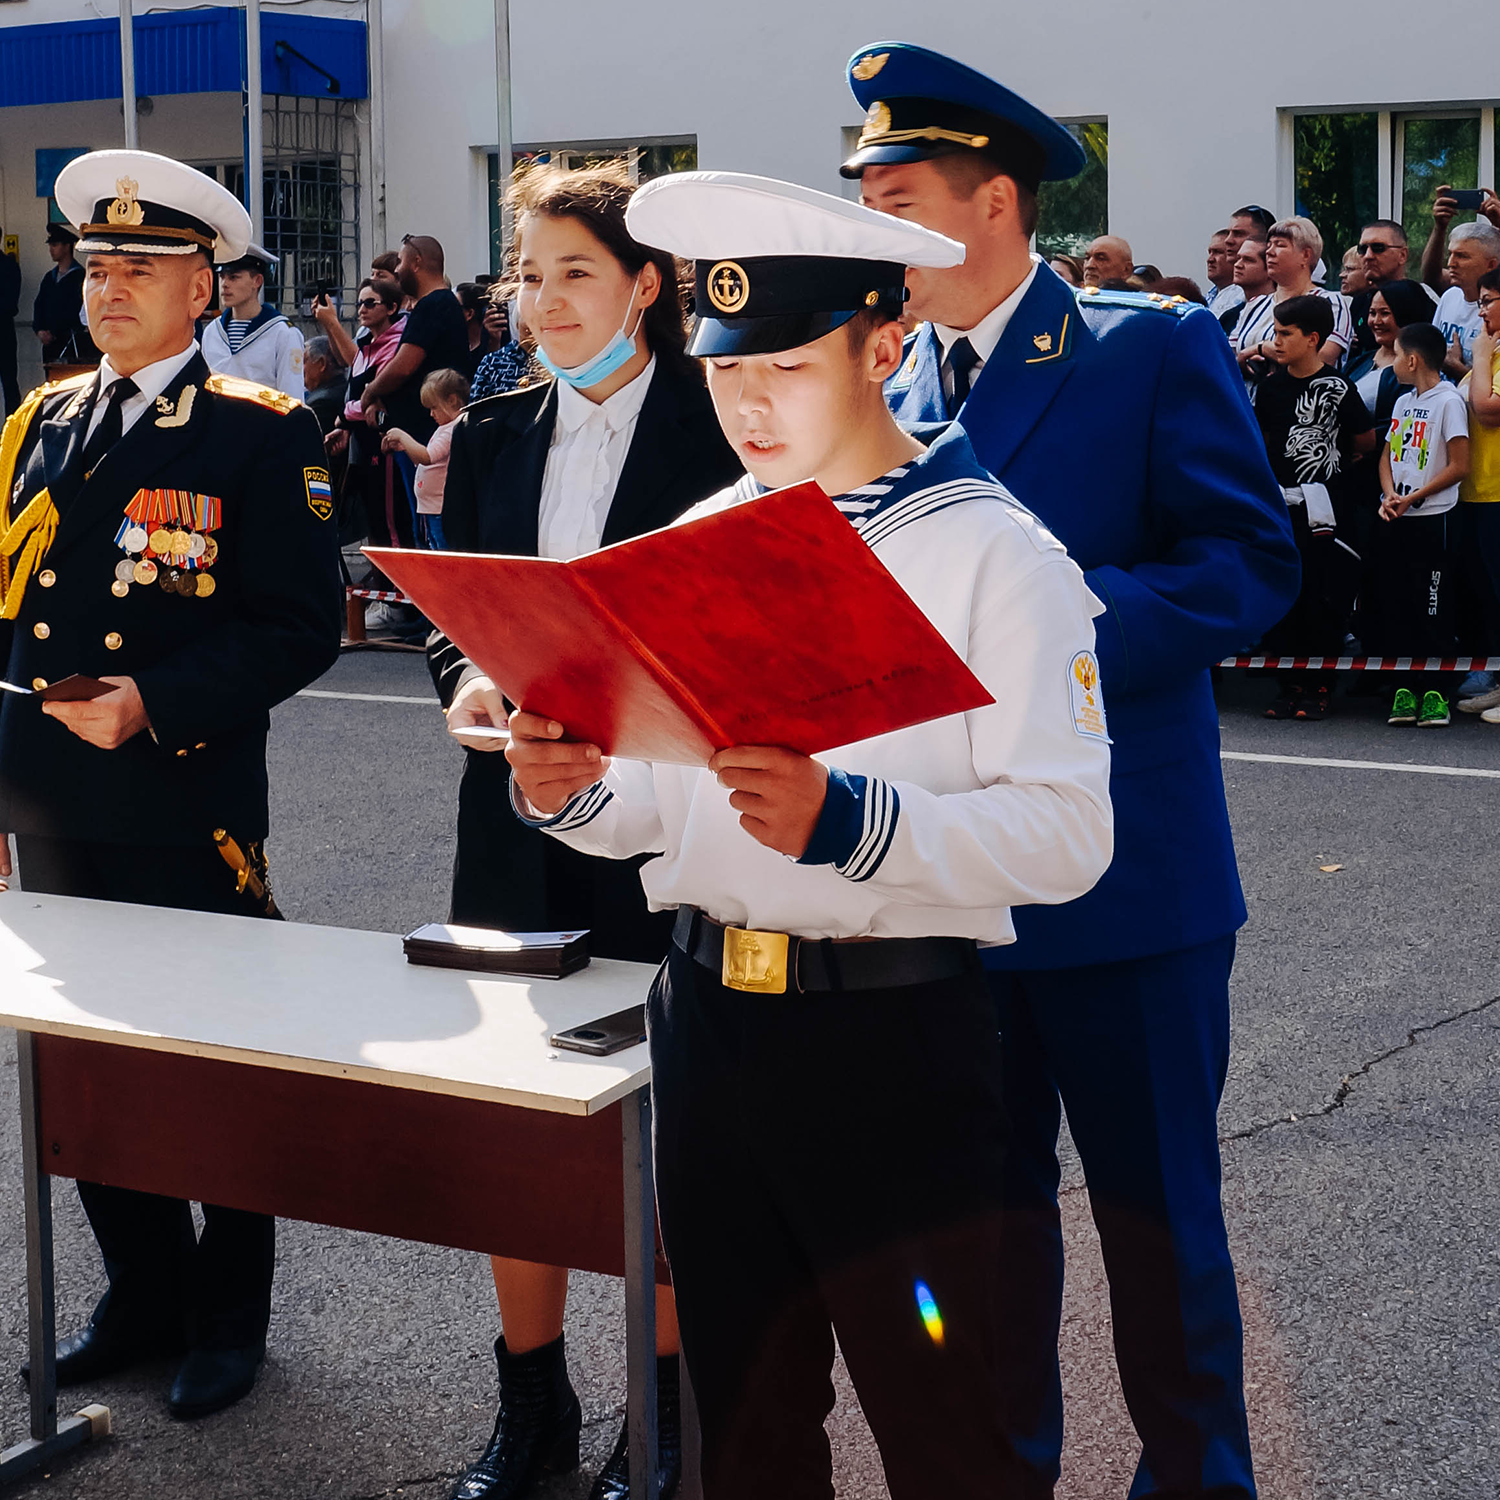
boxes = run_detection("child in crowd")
[1457,269,1500,722]
[1253,295,1375,719]
[1370,322,1471,726]
[382,367,468,549]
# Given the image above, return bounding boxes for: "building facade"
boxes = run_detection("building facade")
[2,0,1495,392]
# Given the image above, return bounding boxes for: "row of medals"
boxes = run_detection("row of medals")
[112,525,218,599]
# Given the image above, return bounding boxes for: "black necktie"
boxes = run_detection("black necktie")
[79,377,140,481]
[946,337,980,418]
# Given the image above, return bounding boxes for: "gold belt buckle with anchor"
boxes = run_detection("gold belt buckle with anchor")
[722,926,792,995]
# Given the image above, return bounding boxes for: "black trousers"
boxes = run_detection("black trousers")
[1262,504,1360,693]
[15,835,277,1349]
[1362,508,1457,696]
[647,943,1023,1500]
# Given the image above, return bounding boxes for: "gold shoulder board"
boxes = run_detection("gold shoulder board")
[205,374,302,415]
[36,371,96,400]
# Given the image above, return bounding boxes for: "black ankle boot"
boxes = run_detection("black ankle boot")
[449,1335,582,1500]
[588,1354,681,1500]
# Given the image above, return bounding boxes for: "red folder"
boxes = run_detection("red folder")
[367,482,992,765]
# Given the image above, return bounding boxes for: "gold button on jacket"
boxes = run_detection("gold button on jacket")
[32,622,49,640]
[38,570,56,588]
[105,632,123,651]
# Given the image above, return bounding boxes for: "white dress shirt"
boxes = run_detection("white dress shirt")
[85,343,199,443]
[536,356,656,561]
[932,257,1041,403]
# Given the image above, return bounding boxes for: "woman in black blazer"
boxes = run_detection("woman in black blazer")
[427,165,740,1500]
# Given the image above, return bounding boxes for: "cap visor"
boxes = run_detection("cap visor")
[839,142,955,179]
[688,309,862,357]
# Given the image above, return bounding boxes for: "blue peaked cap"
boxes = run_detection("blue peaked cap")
[842,42,1086,186]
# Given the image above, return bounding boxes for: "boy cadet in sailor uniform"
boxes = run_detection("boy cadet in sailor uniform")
[200,243,307,401]
[0,150,341,1418]
[508,172,1114,1500]
[843,43,1299,1500]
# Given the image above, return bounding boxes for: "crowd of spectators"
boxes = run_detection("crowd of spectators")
[1072,189,1500,726]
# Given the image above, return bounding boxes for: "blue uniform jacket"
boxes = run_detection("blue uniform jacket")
[888,265,1298,968]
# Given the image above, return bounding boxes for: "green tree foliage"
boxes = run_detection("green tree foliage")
[1037,122,1108,260]
[1294,113,1377,288]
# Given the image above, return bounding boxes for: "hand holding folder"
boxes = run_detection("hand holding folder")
[368,482,992,765]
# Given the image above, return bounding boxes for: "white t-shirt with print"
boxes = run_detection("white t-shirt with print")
[1434,286,1483,365]
[1386,380,1469,516]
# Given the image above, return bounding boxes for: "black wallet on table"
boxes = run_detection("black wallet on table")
[402,924,590,979]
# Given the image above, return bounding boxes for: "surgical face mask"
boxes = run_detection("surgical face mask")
[535,275,645,389]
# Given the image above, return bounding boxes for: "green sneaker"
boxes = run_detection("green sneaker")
[1388,688,1419,725]
[1417,690,1451,727]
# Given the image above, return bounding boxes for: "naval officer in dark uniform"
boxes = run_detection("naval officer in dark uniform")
[0,149,342,1419]
[842,43,1300,1500]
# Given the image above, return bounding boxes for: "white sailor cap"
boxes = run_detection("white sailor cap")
[217,242,279,274]
[625,170,964,355]
[55,149,252,261]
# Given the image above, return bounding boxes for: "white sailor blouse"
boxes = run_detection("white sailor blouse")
[517,423,1114,945]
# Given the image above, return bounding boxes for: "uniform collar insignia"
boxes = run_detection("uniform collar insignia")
[155,385,196,428]
[1032,331,1053,353]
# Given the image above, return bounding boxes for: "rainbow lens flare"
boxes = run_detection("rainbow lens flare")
[914,1280,944,1347]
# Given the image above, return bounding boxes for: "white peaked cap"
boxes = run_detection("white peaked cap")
[56,149,252,261]
[626,170,965,268]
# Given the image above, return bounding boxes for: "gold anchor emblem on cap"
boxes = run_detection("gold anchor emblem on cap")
[707,260,750,315]
[852,52,889,81]
[1033,332,1053,353]
[106,177,145,227]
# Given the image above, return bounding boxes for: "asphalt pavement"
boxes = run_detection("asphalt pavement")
[2,655,1497,1499]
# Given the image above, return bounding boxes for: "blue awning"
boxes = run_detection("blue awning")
[0,7,368,108]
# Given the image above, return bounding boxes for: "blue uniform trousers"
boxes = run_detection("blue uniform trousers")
[987,936,1254,1499]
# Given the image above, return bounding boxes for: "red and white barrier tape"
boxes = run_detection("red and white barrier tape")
[347,586,413,604]
[1220,655,1500,672]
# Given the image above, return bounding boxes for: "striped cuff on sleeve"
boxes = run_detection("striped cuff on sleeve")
[510,774,614,832]
[798,767,900,882]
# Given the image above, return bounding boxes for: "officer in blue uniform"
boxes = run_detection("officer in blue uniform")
[841,42,1300,1500]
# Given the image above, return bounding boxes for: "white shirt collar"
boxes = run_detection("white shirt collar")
[554,355,656,435]
[932,256,1042,366]
[97,342,198,407]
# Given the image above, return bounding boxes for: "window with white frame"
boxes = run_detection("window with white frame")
[486,136,698,275]
[1289,105,1496,284]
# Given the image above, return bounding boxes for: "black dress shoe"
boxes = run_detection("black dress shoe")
[449,1335,582,1500]
[167,1341,265,1420]
[589,1354,681,1500]
[21,1312,188,1388]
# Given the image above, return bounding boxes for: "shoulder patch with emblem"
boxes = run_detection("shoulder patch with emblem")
[304,466,334,521]
[205,373,302,414]
[1069,650,1110,743]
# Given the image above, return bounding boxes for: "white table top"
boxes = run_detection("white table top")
[0,893,657,1117]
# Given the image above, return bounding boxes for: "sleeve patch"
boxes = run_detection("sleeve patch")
[304,467,334,520]
[1069,650,1110,743]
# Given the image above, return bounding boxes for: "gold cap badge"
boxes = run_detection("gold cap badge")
[864,100,893,139]
[706,260,751,316]
[106,177,145,228]
[851,52,889,81]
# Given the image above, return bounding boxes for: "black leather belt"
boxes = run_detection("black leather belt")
[672,907,977,995]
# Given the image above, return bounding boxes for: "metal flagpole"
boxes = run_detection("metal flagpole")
[118,0,139,149]
[244,0,265,245]
[367,0,387,260]
[494,0,513,256]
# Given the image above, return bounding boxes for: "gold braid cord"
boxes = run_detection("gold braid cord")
[0,383,71,620]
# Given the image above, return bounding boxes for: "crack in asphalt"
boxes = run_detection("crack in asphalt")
[346,1469,463,1499]
[1221,992,1500,1144]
